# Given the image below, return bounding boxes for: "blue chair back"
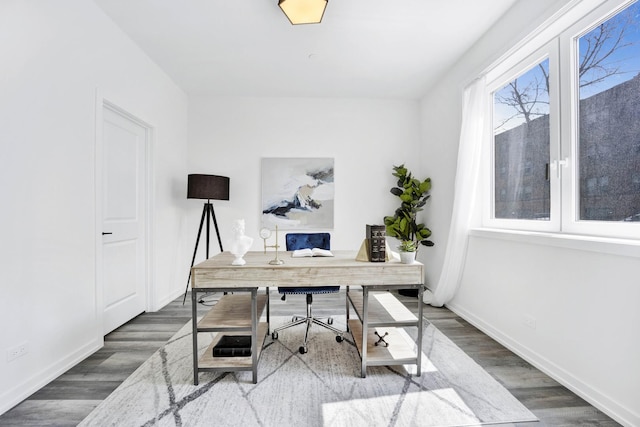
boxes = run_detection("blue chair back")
[285,233,330,251]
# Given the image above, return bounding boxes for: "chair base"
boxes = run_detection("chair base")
[272,294,344,354]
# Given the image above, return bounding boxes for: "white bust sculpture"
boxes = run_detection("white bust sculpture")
[229,219,253,266]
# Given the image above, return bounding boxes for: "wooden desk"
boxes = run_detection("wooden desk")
[191,250,424,383]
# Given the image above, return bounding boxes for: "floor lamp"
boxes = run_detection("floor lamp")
[183,174,230,304]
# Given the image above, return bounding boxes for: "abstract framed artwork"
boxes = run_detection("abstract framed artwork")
[261,157,334,229]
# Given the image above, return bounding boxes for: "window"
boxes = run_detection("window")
[485,0,640,239]
[493,59,551,221]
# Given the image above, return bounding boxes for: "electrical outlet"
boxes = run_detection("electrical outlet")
[522,315,537,330]
[6,342,28,362]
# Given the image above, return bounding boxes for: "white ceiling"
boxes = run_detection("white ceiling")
[93,0,517,99]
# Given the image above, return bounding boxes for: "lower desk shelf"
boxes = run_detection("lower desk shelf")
[192,291,269,385]
[348,320,420,367]
[197,293,268,330]
[347,289,423,377]
[198,322,269,370]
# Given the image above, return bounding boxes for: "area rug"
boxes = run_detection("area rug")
[79,317,537,427]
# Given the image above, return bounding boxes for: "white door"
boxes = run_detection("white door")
[101,106,148,335]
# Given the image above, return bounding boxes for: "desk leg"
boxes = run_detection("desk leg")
[251,289,258,384]
[345,286,350,332]
[417,285,423,376]
[191,289,199,386]
[266,287,270,334]
[361,286,368,378]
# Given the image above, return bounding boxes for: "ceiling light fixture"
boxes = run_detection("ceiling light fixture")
[278,0,328,25]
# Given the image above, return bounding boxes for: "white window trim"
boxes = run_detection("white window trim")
[470,228,640,258]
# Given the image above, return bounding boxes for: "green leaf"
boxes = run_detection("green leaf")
[399,217,407,229]
[417,228,432,239]
[390,187,403,196]
[419,179,431,193]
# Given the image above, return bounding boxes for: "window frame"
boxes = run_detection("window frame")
[482,0,640,241]
[559,0,640,238]
[483,42,561,233]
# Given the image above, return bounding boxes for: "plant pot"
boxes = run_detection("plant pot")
[399,251,416,264]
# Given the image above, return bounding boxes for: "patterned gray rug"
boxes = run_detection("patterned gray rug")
[79,317,536,427]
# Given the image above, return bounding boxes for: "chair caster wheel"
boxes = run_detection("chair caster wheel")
[328,317,334,325]
[272,332,278,340]
[299,346,307,354]
[336,335,344,343]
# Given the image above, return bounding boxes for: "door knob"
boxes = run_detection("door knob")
[102,232,113,235]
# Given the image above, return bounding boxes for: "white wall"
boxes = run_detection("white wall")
[187,96,422,258]
[0,0,188,414]
[420,0,640,425]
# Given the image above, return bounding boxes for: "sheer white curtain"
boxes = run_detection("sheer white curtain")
[424,76,488,307]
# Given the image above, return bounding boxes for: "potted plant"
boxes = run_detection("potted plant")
[384,164,434,287]
[397,240,417,264]
[398,240,417,252]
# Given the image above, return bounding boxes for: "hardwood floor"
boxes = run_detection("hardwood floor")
[408,299,621,427]
[0,291,620,426]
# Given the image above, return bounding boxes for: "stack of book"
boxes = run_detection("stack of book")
[366,224,386,262]
[212,335,252,357]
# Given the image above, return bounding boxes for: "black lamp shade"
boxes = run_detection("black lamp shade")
[187,174,230,200]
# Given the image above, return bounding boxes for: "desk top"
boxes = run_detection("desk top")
[191,250,423,289]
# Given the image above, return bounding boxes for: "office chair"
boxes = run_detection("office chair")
[271,233,344,354]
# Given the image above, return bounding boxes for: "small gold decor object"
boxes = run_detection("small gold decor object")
[260,226,285,265]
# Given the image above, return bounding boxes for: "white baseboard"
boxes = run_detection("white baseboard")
[446,302,638,427]
[0,337,103,416]
[153,287,187,312]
